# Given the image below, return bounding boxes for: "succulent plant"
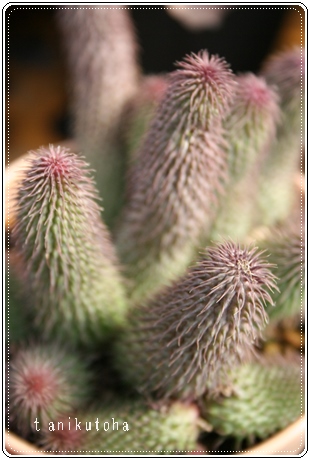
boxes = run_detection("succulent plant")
[199,352,304,445]
[13,145,127,348]
[116,50,236,303]
[122,74,169,162]
[8,343,92,436]
[115,241,277,400]
[57,8,139,227]
[5,251,36,345]
[38,400,200,455]
[210,72,280,242]
[5,7,304,453]
[255,47,304,227]
[259,226,304,323]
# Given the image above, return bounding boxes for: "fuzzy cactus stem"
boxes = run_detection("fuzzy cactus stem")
[209,72,280,242]
[115,241,277,400]
[256,47,304,227]
[38,400,200,455]
[117,50,236,303]
[57,9,139,227]
[199,353,304,444]
[13,145,127,347]
[8,343,91,436]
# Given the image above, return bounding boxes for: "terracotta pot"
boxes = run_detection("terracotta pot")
[5,147,305,456]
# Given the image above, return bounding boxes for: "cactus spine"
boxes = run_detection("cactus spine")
[117,50,236,303]
[13,145,127,347]
[115,241,277,400]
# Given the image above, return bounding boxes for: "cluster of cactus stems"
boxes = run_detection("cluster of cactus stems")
[6,9,304,456]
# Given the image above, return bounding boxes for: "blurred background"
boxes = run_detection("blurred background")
[5,4,305,163]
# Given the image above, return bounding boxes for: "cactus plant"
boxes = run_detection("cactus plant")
[122,74,168,162]
[210,72,280,242]
[8,343,92,437]
[38,400,200,455]
[5,250,36,345]
[115,241,277,400]
[255,47,304,227]
[259,226,305,323]
[5,7,305,454]
[116,50,236,303]
[199,352,303,445]
[13,145,127,348]
[57,8,140,227]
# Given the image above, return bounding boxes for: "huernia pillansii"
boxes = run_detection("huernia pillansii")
[38,400,200,455]
[116,51,236,303]
[57,9,139,227]
[199,352,303,445]
[13,145,127,347]
[8,343,92,436]
[210,72,280,242]
[115,241,277,400]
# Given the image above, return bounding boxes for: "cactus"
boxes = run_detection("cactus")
[199,353,303,444]
[5,250,37,344]
[255,47,304,227]
[260,226,304,323]
[5,12,305,452]
[122,74,169,162]
[13,145,127,347]
[8,343,92,436]
[38,400,200,455]
[210,73,280,242]
[116,50,236,303]
[57,8,139,227]
[115,241,277,400]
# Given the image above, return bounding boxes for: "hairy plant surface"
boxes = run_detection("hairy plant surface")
[57,9,139,227]
[116,241,277,400]
[210,72,280,242]
[256,47,304,227]
[13,146,127,347]
[38,400,199,455]
[117,51,236,302]
[9,343,91,436]
[260,226,304,322]
[200,353,303,444]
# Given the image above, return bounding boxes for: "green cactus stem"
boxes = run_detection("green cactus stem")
[116,50,236,303]
[122,74,168,162]
[57,8,139,227]
[256,47,304,227]
[199,352,303,445]
[115,241,277,401]
[210,73,280,242]
[13,145,127,347]
[260,226,304,323]
[38,400,200,455]
[8,343,92,436]
[5,250,36,345]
